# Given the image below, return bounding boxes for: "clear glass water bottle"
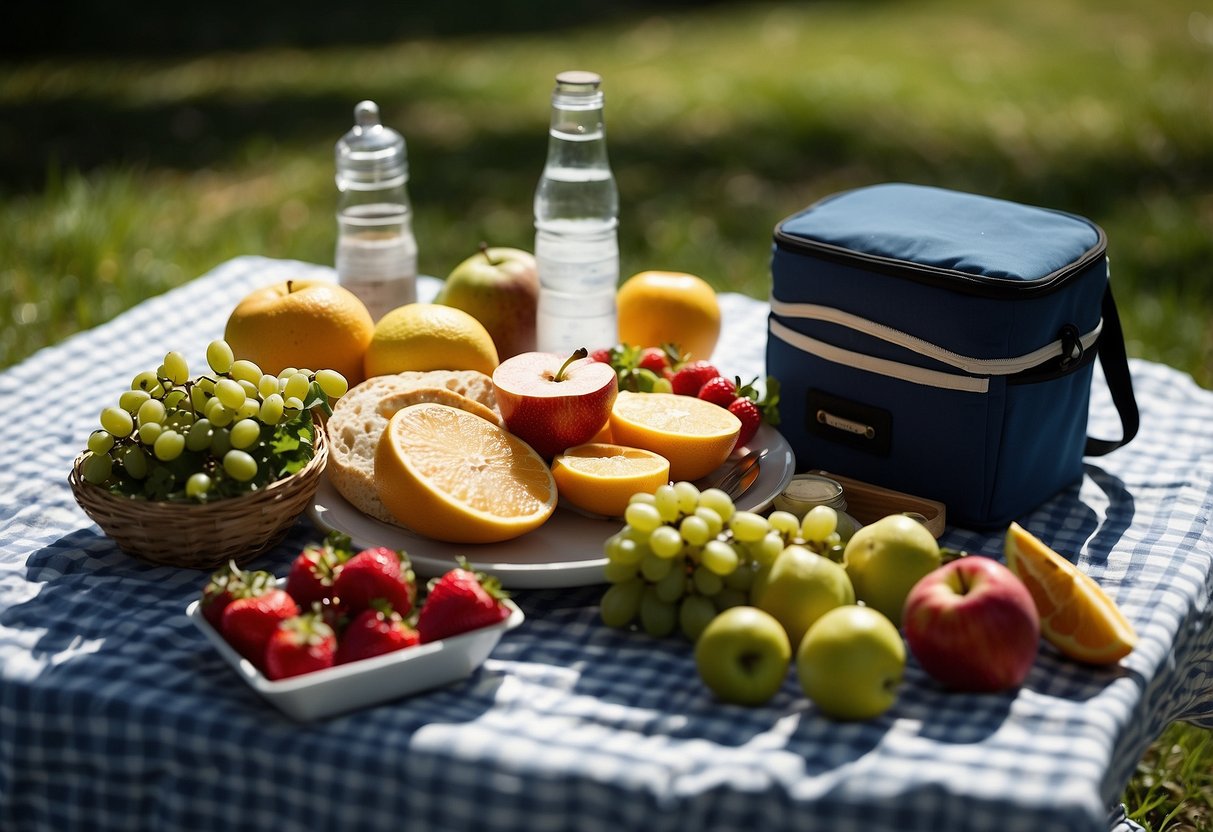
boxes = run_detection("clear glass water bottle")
[534,70,620,354]
[335,100,418,322]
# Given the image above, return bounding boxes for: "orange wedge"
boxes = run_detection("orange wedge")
[375,403,557,543]
[1003,522,1137,664]
[551,443,671,518]
[609,392,741,481]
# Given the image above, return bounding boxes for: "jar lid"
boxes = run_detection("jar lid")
[335,100,408,191]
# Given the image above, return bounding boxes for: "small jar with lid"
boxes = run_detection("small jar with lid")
[773,473,862,542]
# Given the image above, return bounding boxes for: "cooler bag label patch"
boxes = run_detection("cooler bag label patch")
[805,388,892,457]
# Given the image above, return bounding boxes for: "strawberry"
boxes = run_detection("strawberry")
[336,601,420,664]
[333,546,416,617]
[670,360,720,397]
[221,587,300,671]
[637,346,672,375]
[727,397,764,448]
[589,347,613,364]
[264,612,337,680]
[416,566,510,644]
[697,375,738,408]
[199,561,274,631]
[285,532,352,608]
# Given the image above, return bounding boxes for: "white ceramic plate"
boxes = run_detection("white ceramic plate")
[307,424,796,589]
[186,580,524,722]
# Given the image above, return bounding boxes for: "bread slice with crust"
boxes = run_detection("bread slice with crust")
[326,371,501,524]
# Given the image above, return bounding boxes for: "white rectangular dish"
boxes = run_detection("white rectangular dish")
[186,585,524,721]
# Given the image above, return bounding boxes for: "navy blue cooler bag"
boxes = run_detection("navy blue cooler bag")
[766,183,1139,529]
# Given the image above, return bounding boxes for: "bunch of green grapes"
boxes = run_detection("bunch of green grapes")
[598,481,846,641]
[79,339,348,502]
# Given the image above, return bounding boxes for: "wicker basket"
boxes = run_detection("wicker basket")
[69,422,329,570]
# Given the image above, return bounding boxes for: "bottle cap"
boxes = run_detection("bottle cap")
[335,100,408,191]
[552,70,605,110]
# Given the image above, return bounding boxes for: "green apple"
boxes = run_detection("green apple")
[694,606,791,706]
[797,605,905,721]
[843,514,941,624]
[435,244,539,359]
[753,544,855,649]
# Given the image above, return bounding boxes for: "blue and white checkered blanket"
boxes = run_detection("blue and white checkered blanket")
[0,256,1208,832]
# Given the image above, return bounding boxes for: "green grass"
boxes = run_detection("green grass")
[2,0,1211,826]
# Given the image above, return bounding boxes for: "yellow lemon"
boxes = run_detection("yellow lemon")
[364,303,499,379]
[617,271,721,361]
[609,391,740,481]
[1004,522,1137,664]
[551,443,671,518]
[375,403,556,543]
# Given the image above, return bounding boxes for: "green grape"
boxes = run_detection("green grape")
[679,514,711,547]
[136,398,166,427]
[205,397,235,427]
[87,430,115,454]
[748,532,786,568]
[230,418,261,450]
[121,446,148,479]
[648,525,683,559]
[162,351,190,385]
[652,377,673,394]
[315,369,349,399]
[714,588,748,612]
[672,481,701,514]
[678,594,717,641]
[697,488,735,523]
[639,587,678,637]
[653,483,681,522]
[99,407,134,438]
[654,565,687,604]
[138,421,164,445]
[214,378,246,410]
[259,393,285,426]
[620,524,650,543]
[277,366,300,383]
[81,452,113,485]
[750,566,771,604]
[185,472,213,500]
[701,539,740,576]
[723,561,755,591]
[768,510,801,539]
[825,543,846,563]
[283,396,305,414]
[130,370,160,392]
[229,359,263,385]
[210,428,232,457]
[283,372,311,402]
[235,398,261,420]
[206,339,235,375]
[223,449,258,482]
[194,376,216,395]
[163,389,189,413]
[257,373,280,398]
[692,565,724,597]
[640,551,674,582]
[624,502,663,534]
[153,430,185,461]
[800,505,839,544]
[234,380,256,399]
[185,419,213,452]
[603,558,640,584]
[730,510,770,543]
[824,532,842,549]
[605,533,645,566]
[189,385,210,413]
[693,506,723,538]
[628,491,657,506]
[600,579,645,628]
[165,411,195,431]
[118,389,151,413]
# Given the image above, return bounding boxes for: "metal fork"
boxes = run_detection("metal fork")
[709,448,767,499]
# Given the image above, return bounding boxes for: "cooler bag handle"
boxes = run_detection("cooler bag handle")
[1084,286,1139,456]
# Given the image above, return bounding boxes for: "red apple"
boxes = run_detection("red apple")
[492,349,618,459]
[902,556,1040,693]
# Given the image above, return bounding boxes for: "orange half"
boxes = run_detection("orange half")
[608,392,740,481]
[1003,522,1137,664]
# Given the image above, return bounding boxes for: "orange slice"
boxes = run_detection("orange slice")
[1003,522,1137,664]
[551,443,671,518]
[375,403,557,543]
[609,392,741,481]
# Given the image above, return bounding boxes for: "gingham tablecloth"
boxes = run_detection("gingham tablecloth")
[0,256,1209,832]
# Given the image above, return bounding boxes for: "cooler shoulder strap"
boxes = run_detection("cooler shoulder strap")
[1085,286,1140,456]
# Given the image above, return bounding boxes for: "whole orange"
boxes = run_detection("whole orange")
[616,271,722,361]
[224,279,375,384]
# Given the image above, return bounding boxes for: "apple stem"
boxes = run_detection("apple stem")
[554,348,589,382]
[286,279,294,293]
[479,241,498,266]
